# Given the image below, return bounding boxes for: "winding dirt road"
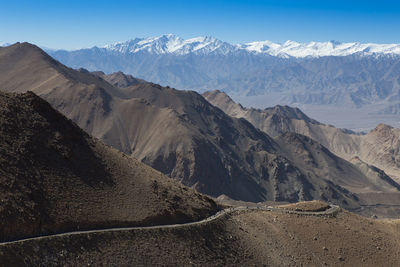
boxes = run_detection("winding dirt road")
[0,204,340,246]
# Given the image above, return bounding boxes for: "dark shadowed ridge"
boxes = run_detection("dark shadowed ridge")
[0,90,219,242]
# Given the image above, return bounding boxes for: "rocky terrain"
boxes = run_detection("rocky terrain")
[1,200,400,266]
[0,91,218,242]
[204,90,400,182]
[360,124,400,181]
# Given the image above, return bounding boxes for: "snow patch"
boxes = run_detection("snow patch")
[102,35,400,58]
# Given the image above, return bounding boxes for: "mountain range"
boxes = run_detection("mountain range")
[44,35,400,130]
[56,34,400,57]
[2,43,400,217]
[204,90,400,183]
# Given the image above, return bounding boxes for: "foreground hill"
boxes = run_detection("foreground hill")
[0,91,218,242]
[1,201,400,266]
[1,43,400,212]
[203,90,400,182]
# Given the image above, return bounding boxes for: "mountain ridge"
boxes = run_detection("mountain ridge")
[48,34,400,58]
[44,36,400,128]
[203,90,400,183]
[2,43,400,215]
[0,90,219,242]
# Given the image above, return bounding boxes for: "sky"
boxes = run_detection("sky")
[1,0,400,50]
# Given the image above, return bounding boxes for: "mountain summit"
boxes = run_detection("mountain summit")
[241,39,400,57]
[55,34,400,57]
[104,34,235,55]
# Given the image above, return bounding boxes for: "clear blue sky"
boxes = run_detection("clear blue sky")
[1,0,400,49]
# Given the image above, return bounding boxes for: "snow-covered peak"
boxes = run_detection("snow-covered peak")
[243,40,400,57]
[104,34,237,55]
[103,35,400,58]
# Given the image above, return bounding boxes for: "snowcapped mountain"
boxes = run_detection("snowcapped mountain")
[104,34,238,55]
[46,34,400,130]
[242,40,400,57]
[100,34,400,58]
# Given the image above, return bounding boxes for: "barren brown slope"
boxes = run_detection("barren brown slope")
[0,43,358,205]
[1,43,399,211]
[0,42,124,141]
[0,91,218,242]
[91,70,145,88]
[203,90,361,156]
[274,133,400,217]
[1,202,400,266]
[203,90,400,182]
[276,133,400,195]
[350,156,400,191]
[113,84,313,203]
[111,83,400,209]
[0,43,117,96]
[203,89,320,126]
[359,124,400,181]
